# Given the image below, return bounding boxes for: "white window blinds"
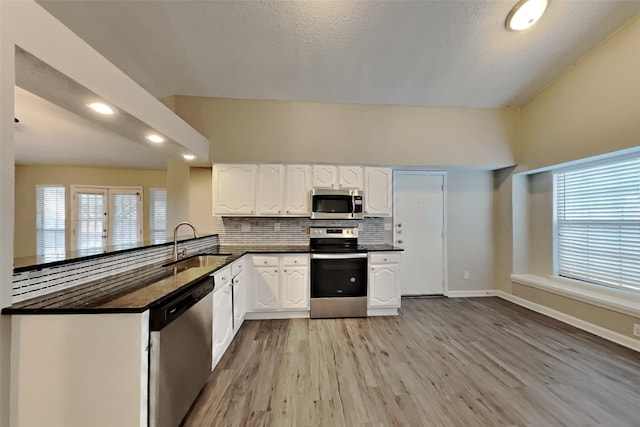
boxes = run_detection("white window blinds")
[110,191,142,246]
[36,186,66,261]
[150,189,167,244]
[555,156,640,292]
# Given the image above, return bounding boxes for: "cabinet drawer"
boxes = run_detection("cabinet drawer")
[212,265,231,291]
[252,256,278,267]
[231,258,245,277]
[281,255,308,266]
[369,252,400,265]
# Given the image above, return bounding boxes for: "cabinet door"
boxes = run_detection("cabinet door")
[338,166,363,189]
[212,284,233,367]
[253,266,280,310]
[257,164,284,215]
[369,263,400,308]
[232,271,246,332]
[280,266,309,310]
[284,165,311,215]
[364,167,392,216]
[212,164,256,215]
[312,165,338,188]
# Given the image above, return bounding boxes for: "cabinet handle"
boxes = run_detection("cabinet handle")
[398,240,403,244]
[278,210,281,213]
[284,269,287,272]
[294,260,297,263]
[371,267,374,270]
[264,261,267,264]
[384,258,387,262]
[275,269,278,273]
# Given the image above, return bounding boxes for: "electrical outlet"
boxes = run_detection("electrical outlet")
[384,223,392,231]
[464,270,470,280]
[634,324,640,337]
[274,223,280,232]
[241,223,250,232]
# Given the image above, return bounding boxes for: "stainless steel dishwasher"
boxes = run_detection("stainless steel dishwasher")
[148,277,214,427]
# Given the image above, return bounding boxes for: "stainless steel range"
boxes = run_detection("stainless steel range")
[310,226,367,318]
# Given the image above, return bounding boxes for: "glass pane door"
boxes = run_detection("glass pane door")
[72,189,108,252]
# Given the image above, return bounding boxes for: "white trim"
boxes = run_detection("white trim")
[244,311,309,320]
[511,274,640,318]
[446,290,494,298]
[367,308,398,316]
[494,290,640,353]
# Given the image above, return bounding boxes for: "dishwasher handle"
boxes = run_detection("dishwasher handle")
[149,277,214,331]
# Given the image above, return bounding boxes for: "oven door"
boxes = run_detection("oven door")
[310,253,367,297]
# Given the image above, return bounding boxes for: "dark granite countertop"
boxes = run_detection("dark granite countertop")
[3,244,402,315]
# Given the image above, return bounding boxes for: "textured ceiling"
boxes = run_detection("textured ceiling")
[38,0,640,108]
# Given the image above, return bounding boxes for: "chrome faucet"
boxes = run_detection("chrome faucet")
[173,222,200,261]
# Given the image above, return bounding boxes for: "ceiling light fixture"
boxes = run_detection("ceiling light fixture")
[145,134,165,143]
[87,102,114,115]
[505,0,549,31]
[183,154,196,161]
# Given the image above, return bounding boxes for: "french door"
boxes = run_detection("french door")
[70,186,142,251]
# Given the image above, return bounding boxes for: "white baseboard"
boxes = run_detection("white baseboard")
[494,290,640,353]
[245,311,309,320]
[446,290,495,298]
[367,308,399,317]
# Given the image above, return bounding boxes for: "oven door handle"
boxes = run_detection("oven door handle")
[311,253,368,260]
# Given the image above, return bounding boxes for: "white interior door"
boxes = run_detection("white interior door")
[394,172,445,295]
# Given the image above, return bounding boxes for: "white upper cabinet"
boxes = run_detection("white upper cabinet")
[364,167,392,217]
[338,166,364,189]
[284,165,311,215]
[257,164,284,215]
[312,165,363,189]
[312,165,338,188]
[212,164,256,215]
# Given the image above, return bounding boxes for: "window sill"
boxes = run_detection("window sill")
[510,274,640,318]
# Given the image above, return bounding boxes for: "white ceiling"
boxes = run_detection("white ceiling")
[38,0,640,108]
[14,86,169,169]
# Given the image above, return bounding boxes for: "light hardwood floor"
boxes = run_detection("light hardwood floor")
[183,297,640,427]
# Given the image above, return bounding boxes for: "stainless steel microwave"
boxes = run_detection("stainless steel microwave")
[310,189,364,219]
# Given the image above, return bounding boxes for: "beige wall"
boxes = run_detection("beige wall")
[174,97,518,169]
[527,172,554,276]
[14,165,166,258]
[520,14,640,170]
[447,170,494,292]
[502,14,640,346]
[189,167,216,235]
[166,159,191,237]
[513,284,639,340]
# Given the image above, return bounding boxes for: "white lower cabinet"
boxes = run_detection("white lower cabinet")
[250,254,309,313]
[231,261,246,334]
[368,252,401,309]
[212,266,233,369]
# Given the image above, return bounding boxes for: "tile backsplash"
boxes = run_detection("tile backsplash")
[11,235,219,304]
[215,216,385,246]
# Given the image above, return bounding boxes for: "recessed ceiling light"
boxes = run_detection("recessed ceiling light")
[506,0,548,31]
[183,154,196,161]
[87,102,114,115]
[145,134,165,143]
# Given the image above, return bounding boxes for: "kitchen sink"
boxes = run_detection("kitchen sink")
[163,254,232,273]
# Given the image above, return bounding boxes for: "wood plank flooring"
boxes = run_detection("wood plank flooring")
[183,297,640,427]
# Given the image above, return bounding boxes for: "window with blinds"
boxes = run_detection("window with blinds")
[150,189,167,244]
[110,192,141,246]
[36,186,66,262]
[554,155,640,292]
